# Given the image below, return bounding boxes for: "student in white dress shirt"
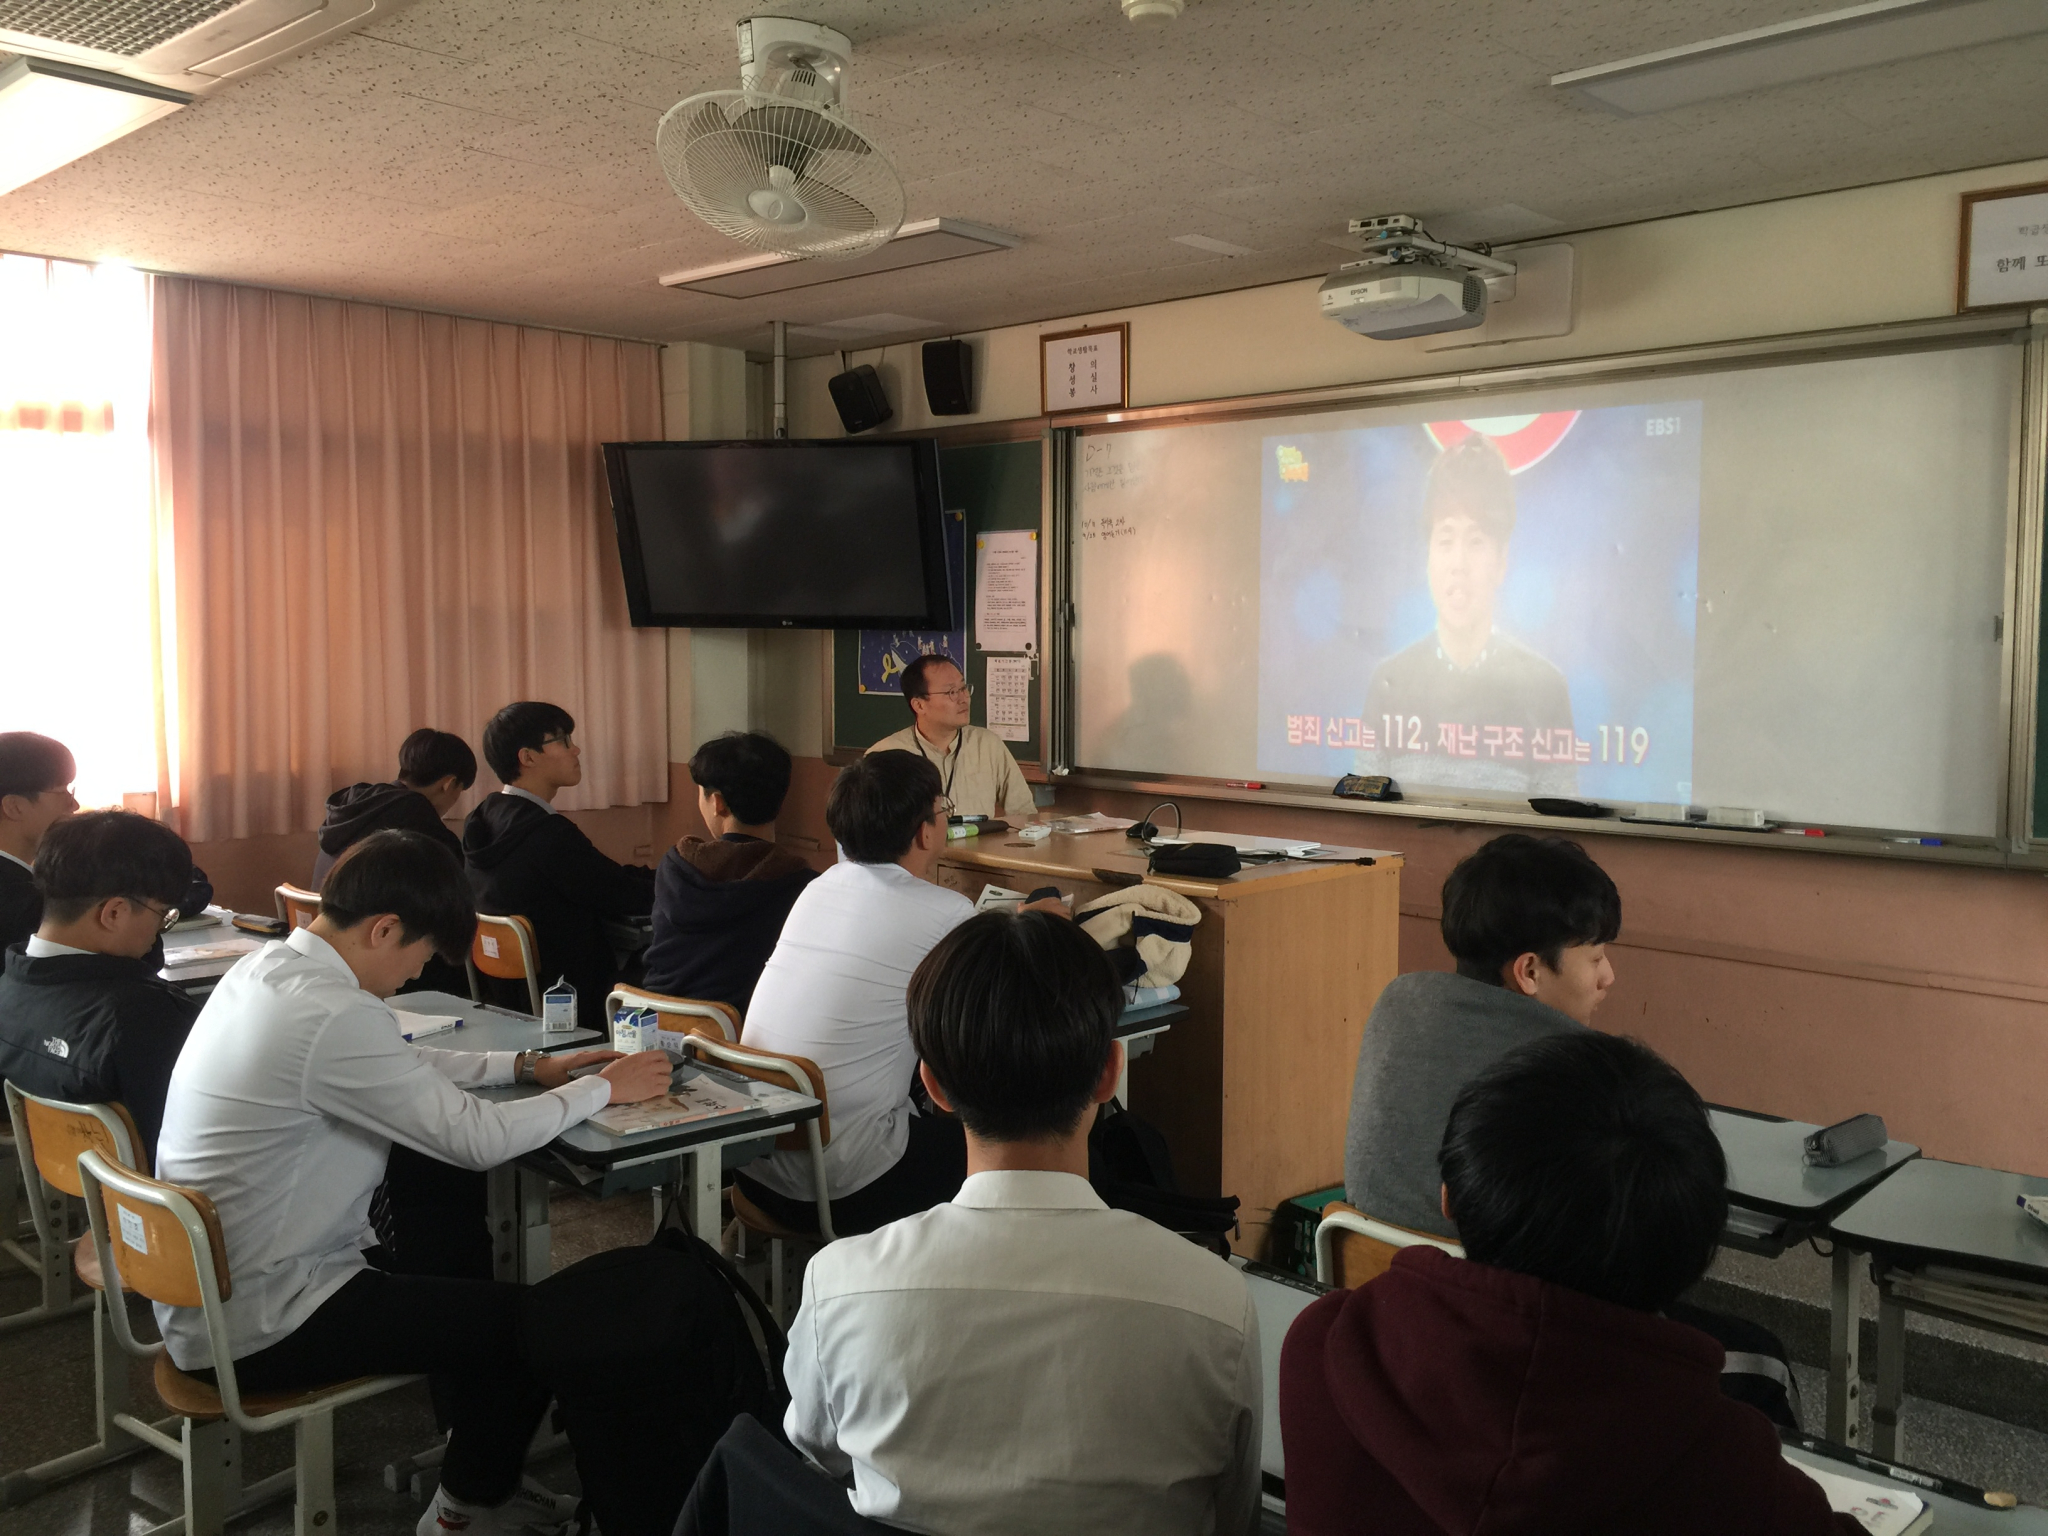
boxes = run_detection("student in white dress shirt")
[784,908,1263,1536]
[153,830,672,1536]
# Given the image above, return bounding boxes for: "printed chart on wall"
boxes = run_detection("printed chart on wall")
[1073,341,2019,834]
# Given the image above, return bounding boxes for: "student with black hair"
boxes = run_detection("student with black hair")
[784,909,1262,1536]
[642,731,818,1012]
[738,750,1061,1235]
[0,731,79,963]
[0,810,198,1167]
[155,830,671,1536]
[463,701,654,1028]
[1344,831,1617,1236]
[866,653,1036,820]
[312,727,478,885]
[1283,1033,1857,1536]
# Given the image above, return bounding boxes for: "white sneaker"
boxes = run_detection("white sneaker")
[416,1484,576,1536]
[417,1488,493,1536]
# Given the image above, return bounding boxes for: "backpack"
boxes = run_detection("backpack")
[1087,1099,1241,1256]
[519,1227,788,1536]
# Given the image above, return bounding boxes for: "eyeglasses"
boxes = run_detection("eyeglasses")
[933,798,957,821]
[134,898,178,932]
[928,685,974,701]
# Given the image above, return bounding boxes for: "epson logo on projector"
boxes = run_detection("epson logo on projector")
[1318,258,1487,341]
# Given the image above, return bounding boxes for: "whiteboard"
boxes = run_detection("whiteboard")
[1072,341,2020,835]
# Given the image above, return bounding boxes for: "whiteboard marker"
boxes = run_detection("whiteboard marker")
[1777,827,1825,837]
[1223,780,1265,789]
[1884,836,1942,846]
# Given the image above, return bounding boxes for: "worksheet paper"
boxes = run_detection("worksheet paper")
[985,654,1031,741]
[975,529,1037,653]
[1790,1464,1926,1535]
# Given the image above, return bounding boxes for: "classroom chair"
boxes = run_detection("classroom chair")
[0,1085,180,1512]
[76,1146,422,1536]
[273,883,321,930]
[1313,1201,1463,1289]
[468,912,544,1016]
[605,985,740,1043]
[0,1106,97,1337]
[686,1031,834,1324]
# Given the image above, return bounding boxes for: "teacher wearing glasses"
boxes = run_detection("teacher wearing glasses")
[867,655,1038,822]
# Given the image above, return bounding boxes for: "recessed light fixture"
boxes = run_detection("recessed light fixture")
[0,55,191,197]
[1122,0,1185,21]
[659,217,1020,299]
[1552,0,2048,116]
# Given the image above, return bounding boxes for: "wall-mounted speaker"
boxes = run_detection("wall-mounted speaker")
[828,364,893,435]
[922,338,974,416]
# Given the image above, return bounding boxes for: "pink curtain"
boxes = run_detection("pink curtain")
[151,276,666,843]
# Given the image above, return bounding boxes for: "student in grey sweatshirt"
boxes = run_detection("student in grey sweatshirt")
[1344,833,1619,1237]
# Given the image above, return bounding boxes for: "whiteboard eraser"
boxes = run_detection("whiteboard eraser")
[1703,807,1769,829]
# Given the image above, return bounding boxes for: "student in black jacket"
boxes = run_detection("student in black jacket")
[0,809,198,1169]
[313,728,476,886]
[463,702,653,1028]
[0,732,79,967]
[645,731,817,1015]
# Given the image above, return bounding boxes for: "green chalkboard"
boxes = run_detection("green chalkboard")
[833,439,1044,761]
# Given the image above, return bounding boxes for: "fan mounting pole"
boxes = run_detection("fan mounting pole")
[772,319,788,439]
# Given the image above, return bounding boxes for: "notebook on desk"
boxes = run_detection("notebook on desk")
[1791,1464,1927,1534]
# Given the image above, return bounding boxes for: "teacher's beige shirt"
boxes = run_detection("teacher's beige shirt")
[866,723,1036,820]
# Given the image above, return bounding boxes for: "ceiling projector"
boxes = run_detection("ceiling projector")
[1319,215,1517,340]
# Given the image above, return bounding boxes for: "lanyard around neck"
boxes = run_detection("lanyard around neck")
[914,728,959,803]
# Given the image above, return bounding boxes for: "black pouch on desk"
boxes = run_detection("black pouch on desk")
[1148,842,1242,879]
[522,1228,786,1536]
[1804,1112,1887,1167]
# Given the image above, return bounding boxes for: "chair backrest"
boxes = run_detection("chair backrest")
[685,1031,831,1150]
[77,1149,232,1311]
[1314,1201,1464,1288]
[4,1081,144,1196]
[606,984,740,1043]
[469,912,542,1015]
[275,882,322,929]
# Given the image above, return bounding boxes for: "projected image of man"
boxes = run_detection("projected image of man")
[1361,435,1577,795]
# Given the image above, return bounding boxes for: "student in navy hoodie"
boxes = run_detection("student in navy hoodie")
[312,728,476,886]
[462,702,653,1029]
[1281,1032,1859,1536]
[643,731,817,1015]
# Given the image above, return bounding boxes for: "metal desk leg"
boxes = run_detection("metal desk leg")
[1872,1283,1907,1460]
[487,1163,552,1284]
[487,1164,519,1282]
[687,1146,723,1245]
[517,1166,551,1282]
[1826,1245,1865,1446]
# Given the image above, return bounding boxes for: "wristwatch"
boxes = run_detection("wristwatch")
[514,1049,541,1085]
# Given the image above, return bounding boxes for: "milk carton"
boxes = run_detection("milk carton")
[611,1006,659,1055]
[542,977,578,1034]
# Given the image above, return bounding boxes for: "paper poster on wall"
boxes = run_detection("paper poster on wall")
[985,655,1031,742]
[858,510,966,693]
[975,529,1038,654]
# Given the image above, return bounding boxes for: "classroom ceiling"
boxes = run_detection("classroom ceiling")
[2,0,2045,356]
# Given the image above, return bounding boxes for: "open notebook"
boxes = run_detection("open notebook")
[586,1072,761,1137]
[1791,1464,1928,1535]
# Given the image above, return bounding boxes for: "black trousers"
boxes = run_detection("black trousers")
[225,1268,548,1505]
[735,1111,966,1237]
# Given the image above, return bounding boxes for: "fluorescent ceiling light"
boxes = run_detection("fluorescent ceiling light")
[1552,0,2048,116]
[0,56,191,196]
[659,217,1020,299]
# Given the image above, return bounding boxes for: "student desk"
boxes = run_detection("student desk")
[1827,1159,2048,1461]
[157,913,262,996]
[1710,1107,1920,1447]
[386,988,602,1054]
[474,1065,820,1283]
[937,833,1402,1258]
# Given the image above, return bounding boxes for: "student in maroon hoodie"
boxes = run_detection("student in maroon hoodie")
[643,731,817,1014]
[1282,1032,1859,1536]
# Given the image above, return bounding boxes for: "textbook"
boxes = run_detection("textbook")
[587,1073,758,1138]
[1790,1465,1927,1535]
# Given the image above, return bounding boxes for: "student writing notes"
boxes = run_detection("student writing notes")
[1283,1033,1858,1536]
[0,810,198,1168]
[0,731,79,966]
[463,702,655,1028]
[643,731,818,1014]
[153,831,670,1536]
[1345,832,1615,1236]
[784,910,1262,1536]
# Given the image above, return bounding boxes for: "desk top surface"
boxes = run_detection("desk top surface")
[940,831,1402,899]
[1828,1158,2048,1277]
[1710,1109,1920,1217]
[479,1064,819,1167]
[400,990,603,1054]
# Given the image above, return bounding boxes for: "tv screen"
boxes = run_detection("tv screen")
[603,438,952,628]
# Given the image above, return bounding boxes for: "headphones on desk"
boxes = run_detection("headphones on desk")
[1125,800,1183,845]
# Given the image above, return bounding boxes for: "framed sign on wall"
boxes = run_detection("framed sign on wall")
[1958,180,2048,311]
[1041,322,1129,415]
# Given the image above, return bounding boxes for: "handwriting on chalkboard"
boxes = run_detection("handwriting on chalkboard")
[1080,437,1134,496]
[1081,514,1136,542]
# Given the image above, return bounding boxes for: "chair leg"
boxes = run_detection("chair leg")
[183,1419,235,1536]
[294,1412,336,1536]
[769,1237,786,1327]
[0,1293,156,1505]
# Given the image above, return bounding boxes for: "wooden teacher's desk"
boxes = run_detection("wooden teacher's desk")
[937,831,1403,1257]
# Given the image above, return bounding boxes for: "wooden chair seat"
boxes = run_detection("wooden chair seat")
[728,1182,817,1242]
[152,1354,383,1420]
[71,1231,103,1291]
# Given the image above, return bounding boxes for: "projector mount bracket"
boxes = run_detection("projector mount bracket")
[1336,214,1518,289]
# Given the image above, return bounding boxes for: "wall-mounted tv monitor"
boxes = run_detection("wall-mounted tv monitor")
[603,438,952,629]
